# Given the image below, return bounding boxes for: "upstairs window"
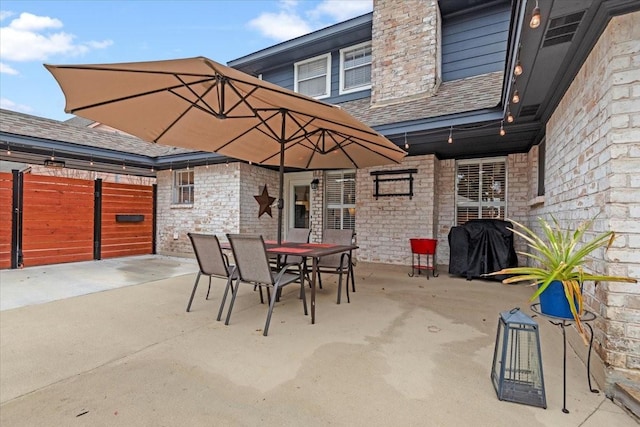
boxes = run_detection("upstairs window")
[173,169,194,204]
[325,170,356,231]
[294,54,331,99]
[340,42,372,94]
[455,158,506,225]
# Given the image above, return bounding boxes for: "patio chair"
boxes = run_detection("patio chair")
[225,234,307,336]
[317,228,355,304]
[283,228,311,283]
[186,233,237,321]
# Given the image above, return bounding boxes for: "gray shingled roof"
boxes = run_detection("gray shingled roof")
[0,108,193,158]
[340,72,503,127]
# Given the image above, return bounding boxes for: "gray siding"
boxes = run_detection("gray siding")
[441,4,510,81]
[257,3,510,101]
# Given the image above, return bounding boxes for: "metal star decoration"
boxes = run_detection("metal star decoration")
[254,185,276,218]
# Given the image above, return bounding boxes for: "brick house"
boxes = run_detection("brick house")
[1,0,638,396]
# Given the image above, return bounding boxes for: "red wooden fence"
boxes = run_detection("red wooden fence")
[21,174,95,267]
[0,172,13,269]
[100,182,154,258]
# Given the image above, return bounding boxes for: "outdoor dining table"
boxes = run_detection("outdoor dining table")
[221,240,357,325]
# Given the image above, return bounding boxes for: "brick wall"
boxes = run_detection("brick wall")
[371,0,441,106]
[356,155,436,264]
[533,11,640,392]
[156,162,279,256]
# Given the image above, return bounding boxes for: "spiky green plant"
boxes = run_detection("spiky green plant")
[487,216,636,343]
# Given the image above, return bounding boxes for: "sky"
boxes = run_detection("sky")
[0,0,372,121]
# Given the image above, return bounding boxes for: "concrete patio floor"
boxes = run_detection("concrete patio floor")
[0,256,636,426]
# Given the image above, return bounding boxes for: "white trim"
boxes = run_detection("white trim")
[284,172,313,233]
[339,41,372,95]
[294,53,331,99]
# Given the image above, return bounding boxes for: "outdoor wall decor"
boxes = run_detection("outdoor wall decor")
[254,185,276,218]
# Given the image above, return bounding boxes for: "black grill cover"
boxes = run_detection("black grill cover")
[448,219,518,281]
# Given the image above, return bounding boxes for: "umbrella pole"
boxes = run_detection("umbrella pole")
[277,112,286,245]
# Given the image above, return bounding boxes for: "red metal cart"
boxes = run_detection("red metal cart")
[408,238,438,278]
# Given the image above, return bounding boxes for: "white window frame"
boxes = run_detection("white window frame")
[173,169,194,205]
[455,157,507,225]
[339,41,372,95]
[294,53,331,99]
[325,170,356,231]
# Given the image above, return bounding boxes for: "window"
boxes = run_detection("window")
[173,169,194,204]
[325,170,356,230]
[455,158,506,225]
[340,42,372,94]
[294,54,331,99]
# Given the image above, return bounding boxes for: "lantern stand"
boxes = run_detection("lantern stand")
[530,303,599,413]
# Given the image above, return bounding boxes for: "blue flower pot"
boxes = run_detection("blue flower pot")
[538,280,576,319]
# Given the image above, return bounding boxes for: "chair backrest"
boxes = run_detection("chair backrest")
[227,234,273,285]
[319,229,355,268]
[286,228,310,243]
[188,233,230,277]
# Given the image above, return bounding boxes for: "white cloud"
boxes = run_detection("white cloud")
[310,0,373,21]
[248,11,312,41]
[248,0,372,41]
[0,97,33,113]
[0,10,14,21]
[0,62,19,75]
[0,12,112,63]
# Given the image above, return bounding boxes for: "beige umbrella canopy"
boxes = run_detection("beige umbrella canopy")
[45,56,406,242]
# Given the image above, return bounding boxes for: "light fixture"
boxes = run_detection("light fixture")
[186,160,190,170]
[122,162,126,170]
[404,132,409,150]
[51,149,56,160]
[6,143,11,155]
[499,121,506,136]
[512,89,520,104]
[169,162,173,172]
[311,178,319,190]
[530,0,541,29]
[506,109,514,123]
[447,126,453,144]
[89,156,94,166]
[205,160,209,169]
[514,60,523,76]
[150,166,155,172]
[348,207,356,216]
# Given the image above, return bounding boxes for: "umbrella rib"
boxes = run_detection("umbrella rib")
[67,76,218,114]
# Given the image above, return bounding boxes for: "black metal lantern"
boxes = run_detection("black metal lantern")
[491,308,547,409]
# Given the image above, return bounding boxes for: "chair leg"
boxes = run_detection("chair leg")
[299,269,308,315]
[350,256,356,292]
[217,276,234,321]
[224,279,241,326]
[186,272,201,312]
[336,267,343,305]
[263,284,279,336]
[205,276,212,299]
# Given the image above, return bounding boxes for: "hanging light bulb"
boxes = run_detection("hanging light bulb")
[89,156,94,166]
[6,143,11,155]
[514,60,523,76]
[186,160,190,170]
[51,149,56,160]
[205,161,209,169]
[499,121,506,136]
[150,166,155,172]
[512,89,520,104]
[506,109,514,123]
[530,0,541,29]
[404,133,409,150]
[447,126,453,144]
[169,162,173,172]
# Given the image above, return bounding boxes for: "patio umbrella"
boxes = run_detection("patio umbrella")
[45,56,407,243]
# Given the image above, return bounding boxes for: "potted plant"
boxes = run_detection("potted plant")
[487,216,637,342]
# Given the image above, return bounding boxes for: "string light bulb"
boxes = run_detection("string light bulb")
[404,133,409,150]
[89,156,94,166]
[514,60,523,76]
[447,126,453,144]
[512,89,520,104]
[499,121,506,136]
[51,149,56,160]
[530,0,541,29]
[6,143,11,155]
[506,109,514,123]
